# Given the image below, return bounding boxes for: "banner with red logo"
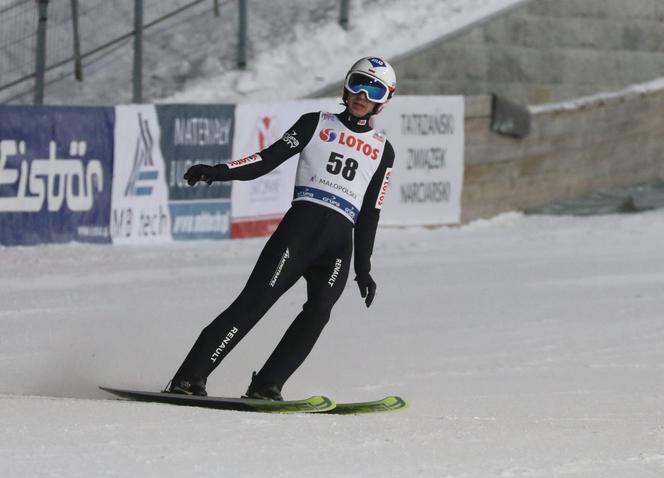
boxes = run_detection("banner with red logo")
[373,96,465,226]
[231,98,338,238]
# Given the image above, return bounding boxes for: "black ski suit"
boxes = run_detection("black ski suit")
[173,109,395,393]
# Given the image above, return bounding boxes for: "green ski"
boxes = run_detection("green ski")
[325,396,409,415]
[99,386,335,413]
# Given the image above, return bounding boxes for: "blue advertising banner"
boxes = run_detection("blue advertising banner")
[0,105,114,245]
[156,104,234,241]
[169,201,231,241]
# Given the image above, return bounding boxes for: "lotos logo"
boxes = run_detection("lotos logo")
[319,128,337,142]
[375,168,392,209]
[337,132,380,160]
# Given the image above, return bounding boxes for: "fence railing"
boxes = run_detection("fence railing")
[0,0,354,105]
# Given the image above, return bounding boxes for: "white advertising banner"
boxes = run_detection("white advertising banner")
[231,95,464,232]
[231,98,338,237]
[111,105,172,244]
[373,96,465,226]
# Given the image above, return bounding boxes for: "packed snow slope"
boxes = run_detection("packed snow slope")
[2,211,664,477]
[12,0,528,105]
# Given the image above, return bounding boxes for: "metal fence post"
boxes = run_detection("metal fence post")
[339,0,349,30]
[70,0,83,81]
[237,0,247,69]
[133,0,144,103]
[34,0,49,105]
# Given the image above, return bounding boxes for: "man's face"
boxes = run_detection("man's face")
[347,91,375,118]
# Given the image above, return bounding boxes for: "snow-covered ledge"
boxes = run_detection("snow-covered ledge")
[529,77,664,115]
[461,78,664,222]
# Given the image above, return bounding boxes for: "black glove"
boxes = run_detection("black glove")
[355,273,376,308]
[184,164,220,186]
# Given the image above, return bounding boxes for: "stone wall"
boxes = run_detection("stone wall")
[461,82,664,221]
[398,0,664,105]
[311,0,664,220]
[315,0,664,105]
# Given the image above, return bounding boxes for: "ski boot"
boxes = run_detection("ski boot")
[243,371,283,401]
[165,376,207,396]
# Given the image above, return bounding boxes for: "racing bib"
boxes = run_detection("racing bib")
[293,112,386,223]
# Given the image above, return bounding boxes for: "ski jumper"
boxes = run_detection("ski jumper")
[173,110,395,392]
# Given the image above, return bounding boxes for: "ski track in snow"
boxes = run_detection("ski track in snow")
[2,211,664,477]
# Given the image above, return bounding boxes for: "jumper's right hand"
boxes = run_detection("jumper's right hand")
[184,164,216,186]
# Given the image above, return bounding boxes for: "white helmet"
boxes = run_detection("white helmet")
[343,56,396,115]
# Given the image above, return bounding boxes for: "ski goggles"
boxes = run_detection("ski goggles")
[344,72,390,103]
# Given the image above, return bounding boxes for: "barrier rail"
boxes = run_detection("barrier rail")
[0,0,360,105]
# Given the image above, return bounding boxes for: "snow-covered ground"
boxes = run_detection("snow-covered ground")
[2,210,664,477]
[3,1,664,475]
